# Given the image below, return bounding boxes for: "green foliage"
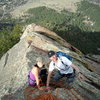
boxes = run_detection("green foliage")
[0,1,100,58]
[26,6,67,30]
[77,0,100,31]
[10,24,22,44]
[59,29,100,54]
[0,24,22,58]
[24,6,100,54]
[0,14,16,24]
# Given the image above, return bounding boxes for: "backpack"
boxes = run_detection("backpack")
[53,51,73,71]
[56,51,73,61]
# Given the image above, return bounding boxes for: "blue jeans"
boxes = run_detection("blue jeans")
[53,70,75,83]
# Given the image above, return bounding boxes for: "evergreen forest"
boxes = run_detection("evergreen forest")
[0,0,100,58]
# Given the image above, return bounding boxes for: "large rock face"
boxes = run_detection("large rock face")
[0,23,100,100]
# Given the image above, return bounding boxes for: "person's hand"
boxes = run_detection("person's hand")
[45,86,51,92]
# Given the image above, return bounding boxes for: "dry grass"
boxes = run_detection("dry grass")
[10,0,81,18]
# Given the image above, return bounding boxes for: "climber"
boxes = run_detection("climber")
[46,50,84,89]
[28,57,47,90]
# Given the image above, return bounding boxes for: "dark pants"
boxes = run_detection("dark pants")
[53,69,75,83]
[40,68,47,84]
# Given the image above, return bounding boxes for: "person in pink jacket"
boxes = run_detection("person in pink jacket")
[28,57,46,90]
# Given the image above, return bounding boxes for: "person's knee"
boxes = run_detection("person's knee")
[53,73,62,81]
[53,75,60,81]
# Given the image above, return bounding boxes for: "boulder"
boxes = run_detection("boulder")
[0,24,100,100]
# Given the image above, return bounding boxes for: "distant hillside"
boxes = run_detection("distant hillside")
[0,0,100,59]
[87,0,100,5]
[0,0,99,19]
[22,4,100,54]
[0,0,81,19]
